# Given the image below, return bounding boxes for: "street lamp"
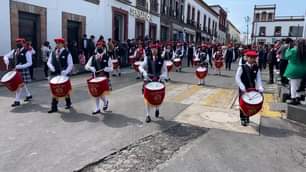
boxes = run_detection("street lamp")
[244,16,250,45]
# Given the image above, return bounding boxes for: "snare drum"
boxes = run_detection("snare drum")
[49,76,72,98]
[239,90,264,117]
[129,56,136,64]
[165,60,173,72]
[112,59,119,69]
[133,61,142,72]
[173,58,181,67]
[144,82,166,106]
[87,77,109,97]
[214,60,223,69]
[195,67,208,79]
[0,71,24,92]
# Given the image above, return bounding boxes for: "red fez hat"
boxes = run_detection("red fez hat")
[96,40,105,47]
[16,38,25,43]
[245,50,258,57]
[54,38,65,44]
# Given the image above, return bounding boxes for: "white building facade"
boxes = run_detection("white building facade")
[227,20,241,43]
[210,5,227,44]
[0,0,160,63]
[252,4,305,45]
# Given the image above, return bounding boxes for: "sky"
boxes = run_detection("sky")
[204,0,306,33]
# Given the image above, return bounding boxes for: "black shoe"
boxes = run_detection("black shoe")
[246,118,250,124]
[24,96,33,102]
[241,120,248,127]
[103,101,109,111]
[48,108,58,113]
[65,105,72,109]
[92,110,101,115]
[11,101,21,107]
[136,76,140,79]
[289,98,300,105]
[155,109,160,118]
[119,73,121,77]
[146,116,152,123]
[112,74,117,77]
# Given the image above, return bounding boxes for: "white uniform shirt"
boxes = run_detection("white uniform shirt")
[4,48,33,69]
[47,47,73,75]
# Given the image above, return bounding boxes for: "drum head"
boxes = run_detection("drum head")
[197,67,207,72]
[242,91,263,105]
[145,82,164,90]
[50,76,69,84]
[1,71,16,82]
[174,58,181,62]
[90,77,107,83]
[134,61,142,65]
[112,59,118,63]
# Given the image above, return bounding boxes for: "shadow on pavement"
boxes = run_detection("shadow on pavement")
[260,117,306,138]
[10,102,49,113]
[101,112,143,128]
[59,107,100,123]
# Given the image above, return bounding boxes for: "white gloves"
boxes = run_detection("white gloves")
[61,70,68,76]
[90,67,96,73]
[15,65,23,70]
[142,71,148,80]
[258,87,264,93]
[240,85,246,92]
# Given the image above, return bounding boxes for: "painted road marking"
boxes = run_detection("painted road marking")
[260,93,282,118]
[201,88,236,109]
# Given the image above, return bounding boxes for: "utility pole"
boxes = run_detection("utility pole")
[244,16,250,45]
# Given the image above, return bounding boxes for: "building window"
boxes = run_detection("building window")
[84,0,100,5]
[187,4,190,23]
[137,0,147,9]
[203,15,206,31]
[149,23,157,41]
[150,0,159,13]
[197,10,200,28]
[192,7,195,24]
[274,26,281,36]
[255,13,260,21]
[180,1,184,21]
[135,20,145,40]
[208,18,211,34]
[289,26,304,37]
[259,26,266,36]
[261,12,267,21]
[268,13,273,21]
[161,26,168,41]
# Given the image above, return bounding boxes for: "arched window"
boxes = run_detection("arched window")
[261,12,267,21]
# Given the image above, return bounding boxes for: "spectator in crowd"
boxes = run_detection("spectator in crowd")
[98,35,104,43]
[187,43,195,67]
[284,39,306,105]
[107,38,114,58]
[81,34,88,58]
[88,35,96,58]
[277,38,292,86]
[224,44,235,71]
[26,41,36,80]
[267,44,277,84]
[70,41,79,64]
[41,41,51,79]
[258,45,267,71]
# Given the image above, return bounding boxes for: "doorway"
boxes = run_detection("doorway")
[114,14,125,42]
[67,20,81,64]
[18,12,40,66]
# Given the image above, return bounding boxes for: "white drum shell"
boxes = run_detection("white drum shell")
[1,71,16,82]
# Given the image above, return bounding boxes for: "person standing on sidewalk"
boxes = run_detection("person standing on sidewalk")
[267,44,277,84]
[187,43,195,67]
[284,39,306,105]
[3,38,33,107]
[41,41,51,79]
[277,38,292,86]
[224,44,235,71]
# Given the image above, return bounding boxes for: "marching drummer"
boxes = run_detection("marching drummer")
[139,43,168,123]
[85,40,113,114]
[173,42,184,72]
[133,41,146,79]
[235,50,264,126]
[212,46,224,75]
[3,38,33,107]
[195,44,209,85]
[47,38,74,113]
